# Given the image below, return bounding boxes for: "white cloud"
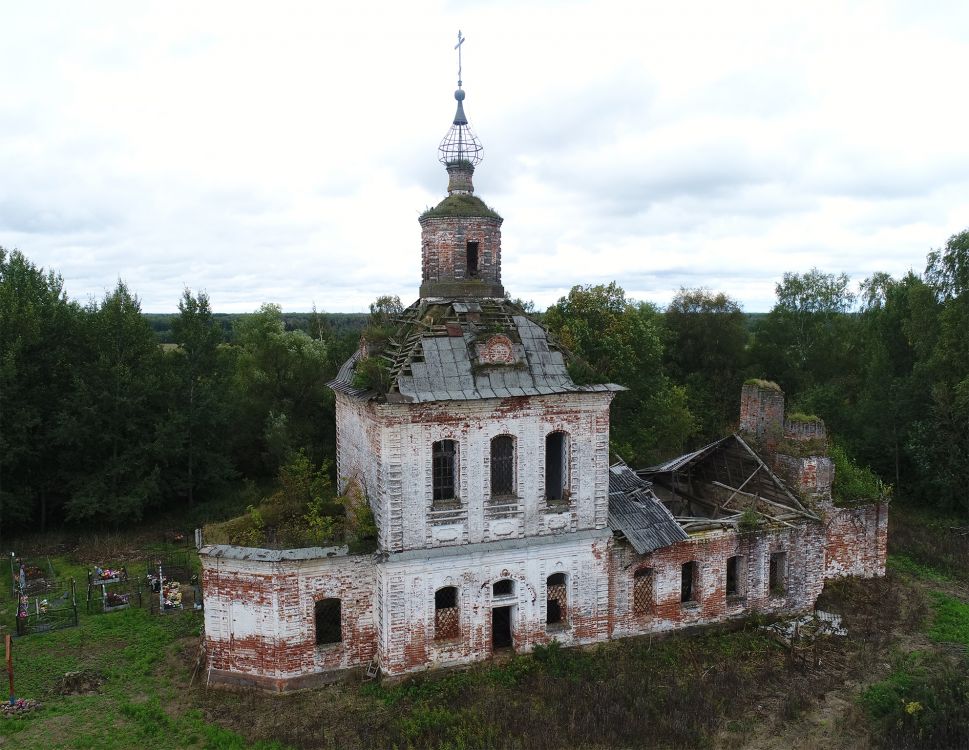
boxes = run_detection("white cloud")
[1,0,968,312]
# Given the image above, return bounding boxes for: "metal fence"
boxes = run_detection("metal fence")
[15,578,78,636]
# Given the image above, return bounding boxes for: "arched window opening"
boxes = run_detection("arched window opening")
[633,568,653,616]
[434,586,460,640]
[546,572,568,626]
[432,440,457,503]
[315,598,342,645]
[545,432,568,503]
[490,435,515,497]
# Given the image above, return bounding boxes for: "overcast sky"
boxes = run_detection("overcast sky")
[2,1,968,313]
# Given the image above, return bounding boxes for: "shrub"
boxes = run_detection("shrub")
[831,442,891,506]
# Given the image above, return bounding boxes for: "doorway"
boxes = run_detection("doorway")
[492,605,513,650]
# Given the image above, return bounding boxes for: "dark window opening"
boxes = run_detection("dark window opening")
[315,598,342,645]
[490,435,515,497]
[633,568,653,616]
[769,552,786,595]
[466,241,479,277]
[492,605,512,650]
[546,572,567,626]
[726,556,741,597]
[432,440,457,502]
[434,586,459,640]
[493,579,514,597]
[681,561,697,603]
[545,432,567,502]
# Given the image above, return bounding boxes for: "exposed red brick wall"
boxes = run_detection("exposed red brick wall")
[609,524,826,639]
[201,552,376,691]
[419,215,503,288]
[823,502,888,579]
[738,383,785,452]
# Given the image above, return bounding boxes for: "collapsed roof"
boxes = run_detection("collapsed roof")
[608,434,819,554]
[329,298,624,404]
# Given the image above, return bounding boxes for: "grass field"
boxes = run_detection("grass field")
[1,504,967,749]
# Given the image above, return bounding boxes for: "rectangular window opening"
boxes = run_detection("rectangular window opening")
[434,587,460,640]
[681,561,697,604]
[466,241,479,277]
[432,440,457,503]
[490,436,515,497]
[545,433,566,503]
[315,598,342,645]
[633,568,653,616]
[726,556,741,597]
[769,552,786,596]
[546,573,567,626]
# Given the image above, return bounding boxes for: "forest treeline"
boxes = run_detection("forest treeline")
[1,228,967,535]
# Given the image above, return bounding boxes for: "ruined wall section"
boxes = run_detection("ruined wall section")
[609,523,826,639]
[200,548,376,691]
[370,392,613,554]
[335,393,390,549]
[823,502,888,579]
[376,531,612,676]
[738,382,785,452]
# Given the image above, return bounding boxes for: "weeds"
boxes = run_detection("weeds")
[860,651,969,750]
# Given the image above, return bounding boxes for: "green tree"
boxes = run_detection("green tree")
[60,281,164,524]
[544,282,694,464]
[161,288,235,506]
[750,268,859,430]
[0,248,82,534]
[664,288,749,441]
[233,304,335,472]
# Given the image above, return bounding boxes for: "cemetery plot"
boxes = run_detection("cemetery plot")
[10,556,59,596]
[15,578,78,636]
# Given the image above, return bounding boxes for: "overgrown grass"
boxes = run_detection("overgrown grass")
[889,503,969,582]
[927,591,969,646]
[0,550,282,750]
[887,553,952,582]
[860,651,969,750]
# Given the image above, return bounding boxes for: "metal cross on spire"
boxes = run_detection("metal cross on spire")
[455,30,465,88]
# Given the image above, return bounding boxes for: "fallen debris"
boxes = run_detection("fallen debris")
[53,669,104,696]
[1,697,42,716]
[765,610,847,647]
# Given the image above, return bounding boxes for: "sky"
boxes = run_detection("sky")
[2,1,968,313]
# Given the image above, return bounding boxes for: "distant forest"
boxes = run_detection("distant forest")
[1,228,967,537]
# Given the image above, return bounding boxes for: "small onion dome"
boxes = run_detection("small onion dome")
[438,87,483,167]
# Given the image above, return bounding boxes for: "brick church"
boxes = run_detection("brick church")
[199,71,887,691]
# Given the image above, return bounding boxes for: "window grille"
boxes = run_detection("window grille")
[633,568,653,616]
[315,598,342,645]
[434,586,459,640]
[432,440,457,502]
[546,573,567,625]
[545,432,567,502]
[490,436,515,496]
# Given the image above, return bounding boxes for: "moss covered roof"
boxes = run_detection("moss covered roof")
[420,194,502,221]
